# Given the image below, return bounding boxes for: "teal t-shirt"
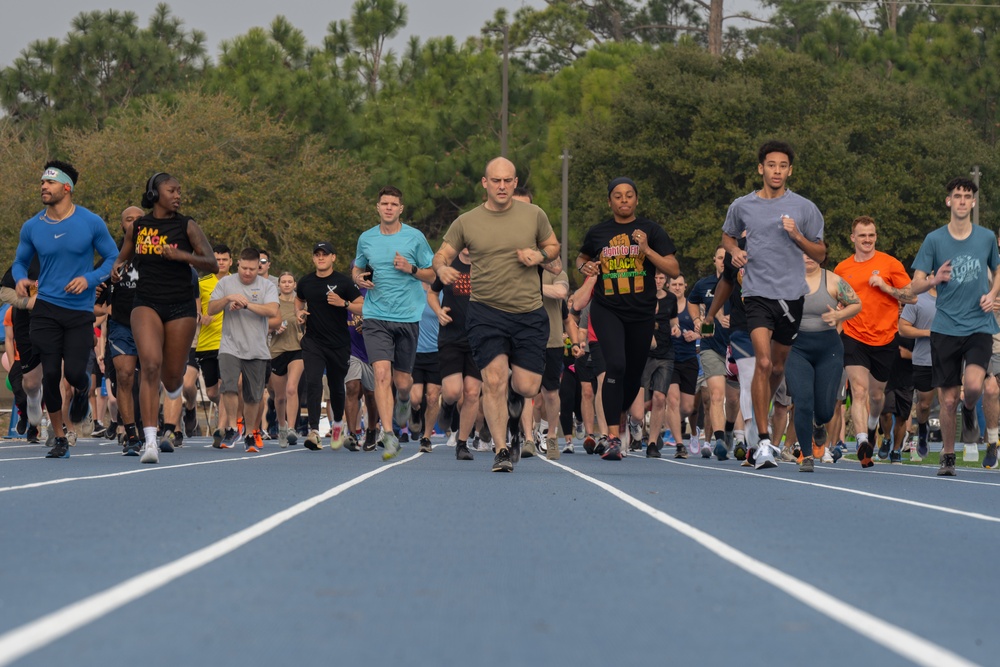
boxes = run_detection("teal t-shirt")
[354,223,435,322]
[911,224,1000,336]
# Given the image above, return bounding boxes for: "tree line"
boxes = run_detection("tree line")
[0,0,997,277]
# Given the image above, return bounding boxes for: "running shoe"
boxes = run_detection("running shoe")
[212,429,223,448]
[831,442,844,463]
[456,442,474,460]
[244,434,260,453]
[363,429,377,452]
[594,436,608,456]
[984,443,998,469]
[409,405,423,436]
[140,440,159,464]
[821,448,834,464]
[917,436,929,459]
[381,431,401,461]
[713,439,728,461]
[733,442,747,461]
[601,437,623,461]
[253,430,263,451]
[522,439,536,458]
[798,456,814,473]
[583,434,597,455]
[689,428,701,453]
[66,430,77,447]
[45,437,70,459]
[628,417,642,446]
[646,442,661,459]
[304,429,322,451]
[419,437,433,453]
[857,440,875,468]
[889,449,902,464]
[236,417,245,435]
[344,433,360,452]
[779,445,796,463]
[812,424,827,448]
[26,424,39,443]
[961,404,980,446]
[812,442,825,459]
[68,387,90,424]
[700,442,712,458]
[393,400,411,431]
[183,406,199,438]
[90,421,108,438]
[220,428,239,449]
[545,437,560,461]
[755,439,777,470]
[445,432,457,448]
[562,441,575,454]
[937,452,957,477]
[399,430,410,444]
[159,430,176,453]
[509,433,522,465]
[574,421,586,441]
[173,432,185,449]
[279,427,290,449]
[330,422,345,450]
[877,438,891,461]
[492,447,513,472]
[674,443,688,459]
[123,436,142,456]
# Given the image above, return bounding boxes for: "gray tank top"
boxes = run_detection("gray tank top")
[799,270,840,333]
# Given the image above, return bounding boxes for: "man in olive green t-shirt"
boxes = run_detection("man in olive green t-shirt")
[433,157,560,473]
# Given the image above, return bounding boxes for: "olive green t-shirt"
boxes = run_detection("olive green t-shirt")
[443,201,555,313]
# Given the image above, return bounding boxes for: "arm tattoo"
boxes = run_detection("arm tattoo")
[837,278,860,306]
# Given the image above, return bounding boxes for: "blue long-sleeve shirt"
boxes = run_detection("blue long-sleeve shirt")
[12,206,118,312]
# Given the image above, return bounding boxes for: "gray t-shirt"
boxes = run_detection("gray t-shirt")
[900,291,936,367]
[722,190,824,300]
[211,274,279,360]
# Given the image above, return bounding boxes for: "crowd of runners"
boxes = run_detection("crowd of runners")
[3,141,998,477]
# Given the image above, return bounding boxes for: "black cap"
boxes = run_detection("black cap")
[313,242,335,254]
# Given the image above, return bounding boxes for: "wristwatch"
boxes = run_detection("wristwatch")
[411,265,418,275]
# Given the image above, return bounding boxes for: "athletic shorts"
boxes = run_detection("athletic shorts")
[271,349,302,377]
[743,296,804,347]
[412,352,442,386]
[219,353,269,403]
[438,341,481,381]
[29,299,94,359]
[773,377,791,406]
[699,348,727,379]
[86,350,101,380]
[912,365,933,393]
[346,355,375,392]
[641,357,674,396]
[186,347,199,368]
[541,347,564,392]
[108,318,137,359]
[195,349,221,387]
[132,297,197,323]
[728,329,753,362]
[930,332,992,389]
[841,334,898,383]
[988,353,1000,378]
[362,318,419,374]
[576,342,606,384]
[465,301,548,375]
[882,385,914,419]
[670,357,699,396]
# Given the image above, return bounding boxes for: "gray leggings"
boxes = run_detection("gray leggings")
[785,328,843,448]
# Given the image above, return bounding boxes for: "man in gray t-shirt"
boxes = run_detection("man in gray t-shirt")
[208,247,279,451]
[720,140,826,470]
[899,289,936,458]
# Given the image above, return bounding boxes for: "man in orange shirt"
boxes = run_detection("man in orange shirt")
[834,216,912,467]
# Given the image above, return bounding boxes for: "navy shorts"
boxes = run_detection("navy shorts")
[466,301,548,375]
[108,318,137,358]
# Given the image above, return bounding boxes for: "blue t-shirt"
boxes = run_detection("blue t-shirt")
[416,296,440,354]
[687,274,730,355]
[911,225,1000,336]
[354,223,435,323]
[721,190,824,300]
[13,206,118,312]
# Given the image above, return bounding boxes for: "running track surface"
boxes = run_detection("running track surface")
[0,435,996,667]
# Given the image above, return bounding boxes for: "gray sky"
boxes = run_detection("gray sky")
[0,0,763,68]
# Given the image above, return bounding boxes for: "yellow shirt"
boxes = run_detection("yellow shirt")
[196,273,225,351]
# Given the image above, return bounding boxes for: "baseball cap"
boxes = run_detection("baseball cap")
[313,242,335,254]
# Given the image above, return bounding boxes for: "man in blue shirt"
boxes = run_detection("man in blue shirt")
[352,186,436,460]
[907,177,1000,476]
[13,160,118,459]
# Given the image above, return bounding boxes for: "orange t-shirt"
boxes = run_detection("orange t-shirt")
[834,251,910,347]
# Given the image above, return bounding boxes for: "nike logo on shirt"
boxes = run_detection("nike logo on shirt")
[54,233,66,238]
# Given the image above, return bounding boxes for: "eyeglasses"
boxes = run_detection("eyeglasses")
[259,258,269,264]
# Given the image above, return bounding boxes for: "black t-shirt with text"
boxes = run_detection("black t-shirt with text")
[132,212,196,304]
[296,271,362,349]
[431,257,472,347]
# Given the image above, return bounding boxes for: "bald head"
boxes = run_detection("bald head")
[120,206,143,232]
[482,157,518,211]
[484,156,516,179]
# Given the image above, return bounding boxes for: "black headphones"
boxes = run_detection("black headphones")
[142,172,167,208]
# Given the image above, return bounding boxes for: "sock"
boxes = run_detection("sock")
[143,426,158,446]
[988,428,998,445]
[867,415,879,430]
[124,423,138,440]
[724,420,735,433]
[759,432,770,444]
[714,430,724,442]
[857,432,868,444]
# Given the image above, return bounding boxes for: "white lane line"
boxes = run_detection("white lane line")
[0,451,420,667]
[0,452,121,463]
[0,450,304,494]
[821,465,1000,487]
[544,459,978,667]
[657,458,1000,524]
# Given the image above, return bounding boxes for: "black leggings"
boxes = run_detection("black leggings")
[589,300,655,429]
[30,302,94,414]
[559,362,580,437]
[301,339,348,430]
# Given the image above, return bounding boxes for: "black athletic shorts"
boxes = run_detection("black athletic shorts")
[931,332,992,388]
[912,365,933,393]
[411,352,442,386]
[841,334,899,384]
[882,385,914,419]
[132,297,197,323]
[271,349,302,377]
[541,347,564,392]
[466,301,548,375]
[670,356,699,396]
[195,349,221,387]
[743,296,804,347]
[438,341,481,381]
[187,348,199,369]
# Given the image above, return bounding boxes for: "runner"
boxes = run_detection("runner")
[268,271,304,448]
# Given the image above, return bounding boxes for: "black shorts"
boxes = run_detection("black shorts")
[132,297,197,323]
[271,349,302,377]
[670,357,700,396]
[466,301,548,375]
[195,349,221,387]
[187,347,199,369]
[841,334,898,383]
[930,332,992,388]
[411,352,442,386]
[541,347,564,392]
[438,341,481,381]
[883,385,914,419]
[576,342,605,384]
[743,296,804,347]
[29,300,94,358]
[912,365,933,393]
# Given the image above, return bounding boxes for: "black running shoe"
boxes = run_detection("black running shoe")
[674,443,688,459]
[183,406,199,438]
[90,421,107,439]
[46,437,70,459]
[363,429,378,452]
[123,436,142,456]
[68,388,90,424]
[984,443,998,469]
[937,452,957,477]
[418,437,433,453]
[509,433,522,465]
[344,433,360,452]
[889,449,902,464]
[594,436,608,456]
[492,447,513,472]
[877,439,891,461]
[601,438,623,461]
[15,410,27,435]
[646,442,661,458]
[26,424,39,443]
[456,443,474,460]
[857,440,875,468]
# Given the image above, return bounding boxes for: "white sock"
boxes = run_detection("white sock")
[857,432,868,444]
[143,426,158,447]
[867,415,879,430]
[988,428,998,445]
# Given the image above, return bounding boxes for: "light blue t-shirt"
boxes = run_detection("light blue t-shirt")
[416,296,440,354]
[911,225,1000,336]
[722,190,824,300]
[13,206,118,312]
[354,223,435,323]
[900,291,936,366]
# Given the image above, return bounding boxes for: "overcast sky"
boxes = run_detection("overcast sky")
[0,0,763,68]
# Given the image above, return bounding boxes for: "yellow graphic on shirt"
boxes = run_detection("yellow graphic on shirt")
[601,233,646,296]
[135,227,177,255]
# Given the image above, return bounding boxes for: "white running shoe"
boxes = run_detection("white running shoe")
[445,432,457,447]
[821,447,834,464]
[141,441,159,464]
[755,439,777,470]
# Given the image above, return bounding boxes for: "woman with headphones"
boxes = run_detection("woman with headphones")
[112,172,217,463]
